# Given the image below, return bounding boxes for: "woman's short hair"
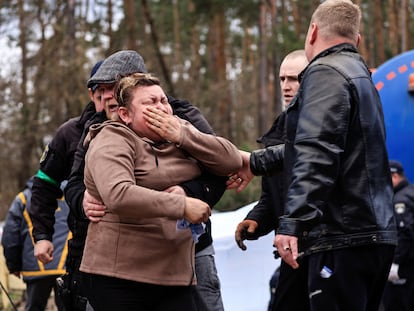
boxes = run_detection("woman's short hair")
[115,73,161,109]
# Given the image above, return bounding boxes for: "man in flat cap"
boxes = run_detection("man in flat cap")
[65,50,226,311]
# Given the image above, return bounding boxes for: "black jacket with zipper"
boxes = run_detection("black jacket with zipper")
[250,44,397,256]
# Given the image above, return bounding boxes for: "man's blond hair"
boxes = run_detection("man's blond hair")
[312,0,361,43]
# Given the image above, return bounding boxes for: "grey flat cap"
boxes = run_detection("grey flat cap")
[87,50,147,86]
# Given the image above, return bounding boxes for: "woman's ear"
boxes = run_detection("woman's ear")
[118,107,131,125]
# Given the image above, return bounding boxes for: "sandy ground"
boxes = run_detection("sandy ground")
[1,289,58,311]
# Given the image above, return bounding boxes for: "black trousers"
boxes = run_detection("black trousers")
[59,256,91,311]
[382,279,414,311]
[25,276,65,311]
[83,273,198,311]
[272,244,395,311]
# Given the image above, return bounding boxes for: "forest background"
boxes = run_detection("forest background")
[0,0,413,219]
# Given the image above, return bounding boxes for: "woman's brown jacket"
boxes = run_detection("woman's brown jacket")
[80,119,242,286]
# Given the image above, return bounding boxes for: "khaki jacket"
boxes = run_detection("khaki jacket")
[81,119,242,285]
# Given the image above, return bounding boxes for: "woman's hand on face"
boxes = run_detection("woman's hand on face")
[143,107,182,143]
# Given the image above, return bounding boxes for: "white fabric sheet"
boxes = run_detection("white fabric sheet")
[211,202,281,311]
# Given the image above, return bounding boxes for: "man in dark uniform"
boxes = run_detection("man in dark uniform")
[30,60,104,310]
[382,160,414,311]
[233,50,308,311]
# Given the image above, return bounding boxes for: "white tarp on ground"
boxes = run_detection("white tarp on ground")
[211,202,281,311]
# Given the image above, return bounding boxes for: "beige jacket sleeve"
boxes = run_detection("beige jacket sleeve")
[176,119,243,175]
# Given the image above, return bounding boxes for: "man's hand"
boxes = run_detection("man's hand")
[184,197,211,224]
[388,263,400,283]
[274,234,300,269]
[34,240,54,264]
[83,190,106,222]
[235,219,259,251]
[227,150,254,192]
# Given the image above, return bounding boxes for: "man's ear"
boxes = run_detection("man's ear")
[88,89,94,101]
[309,23,317,44]
[356,33,361,47]
[118,107,131,124]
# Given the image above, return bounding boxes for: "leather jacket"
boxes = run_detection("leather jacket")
[251,44,397,256]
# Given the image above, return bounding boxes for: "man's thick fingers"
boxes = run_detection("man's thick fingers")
[234,227,245,250]
[236,239,247,251]
[226,181,238,190]
[284,256,299,269]
[39,255,53,264]
[237,182,248,192]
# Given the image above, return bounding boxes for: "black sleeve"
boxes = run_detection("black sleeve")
[246,113,286,238]
[250,144,285,176]
[38,120,79,182]
[180,173,227,207]
[64,143,87,220]
[30,123,74,242]
[169,96,228,206]
[246,174,284,237]
[31,177,62,241]
[30,106,95,241]
[65,112,107,220]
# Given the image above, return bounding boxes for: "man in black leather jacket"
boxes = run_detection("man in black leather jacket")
[382,160,414,311]
[229,1,397,310]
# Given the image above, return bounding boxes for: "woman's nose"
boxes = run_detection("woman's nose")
[155,101,166,110]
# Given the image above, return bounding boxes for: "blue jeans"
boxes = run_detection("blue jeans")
[194,254,224,311]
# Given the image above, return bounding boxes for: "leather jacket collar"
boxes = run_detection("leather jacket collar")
[298,43,359,83]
